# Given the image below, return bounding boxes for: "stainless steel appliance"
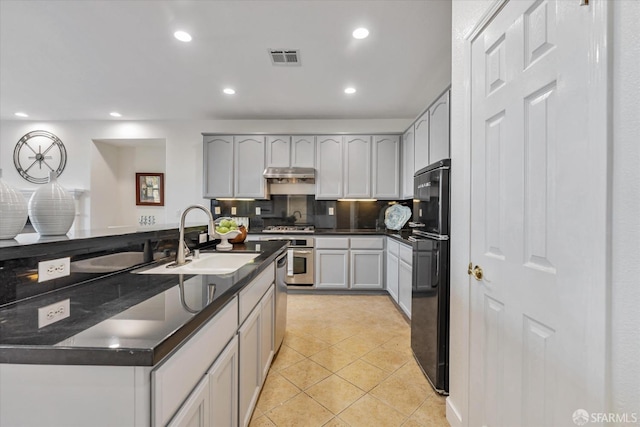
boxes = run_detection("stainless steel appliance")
[274,252,288,351]
[259,234,315,286]
[409,159,450,394]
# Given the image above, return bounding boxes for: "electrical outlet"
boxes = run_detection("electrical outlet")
[38,299,70,328]
[38,257,70,282]
[199,233,208,243]
[255,207,261,215]
[231,207,237,215]
[328,207,334,216]
[214,206,221,215]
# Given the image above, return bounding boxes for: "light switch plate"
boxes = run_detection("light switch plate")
[38,257,71,282]
[329,207,334,215]
[214,206,221,214]
[231,207,237,215]
[38,299,70,328]
[255,207,261,215]
[199,233,208,243]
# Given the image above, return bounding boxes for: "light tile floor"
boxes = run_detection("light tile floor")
[250,294,449,427]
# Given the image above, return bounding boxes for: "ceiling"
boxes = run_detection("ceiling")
[0,0,452,122]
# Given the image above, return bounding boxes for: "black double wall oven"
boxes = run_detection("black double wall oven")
[409,159,450,394]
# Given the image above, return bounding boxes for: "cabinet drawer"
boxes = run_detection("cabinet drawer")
[350,237,384,250]
[315,237,349,249]
[399,244,413,265]
[239,263,275,324]
[387,239,400,256]
[152,297,238,427]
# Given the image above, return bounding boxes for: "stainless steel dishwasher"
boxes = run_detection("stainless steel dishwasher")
[274,251,288,352]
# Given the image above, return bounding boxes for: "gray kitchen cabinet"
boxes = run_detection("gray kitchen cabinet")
[398,243,413,318]
[386,239,400,303]
[208,336,238,427]
[414,110,430,173]
[373,135,401,200]
[203,135,234,198]
[315,249,349,289]
[402,127,415,199]
[343,135,372,198]
[167,376,210,427]
[265,135,291,168]
[259,286,275,381]
[291,136,315,167]
[316,135,344,199]
[350,250,384,290]
[428,90,450,162]
[234,136,266,198]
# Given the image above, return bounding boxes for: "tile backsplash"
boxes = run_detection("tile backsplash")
[211,196,412,230]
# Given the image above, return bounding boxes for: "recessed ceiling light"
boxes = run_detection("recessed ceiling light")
[174,31,192,42]
[223,88,236,95]
[110,112,122,117]
[352,28,369,39]
[344,87,356,94]
[14,112,28,117]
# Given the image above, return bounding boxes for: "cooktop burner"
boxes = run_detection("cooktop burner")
[262,225,315,233]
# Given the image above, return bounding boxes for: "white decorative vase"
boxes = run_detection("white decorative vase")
[28,171,75,236]
[0,169,28,239]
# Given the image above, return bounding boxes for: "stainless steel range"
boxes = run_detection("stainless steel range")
[262,225,315,233]
[258,231,314,286]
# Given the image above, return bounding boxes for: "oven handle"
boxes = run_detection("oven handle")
[292,250,312,255]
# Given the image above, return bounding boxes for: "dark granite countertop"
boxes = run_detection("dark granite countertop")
[250,228,414,244]
[0,241,287,367]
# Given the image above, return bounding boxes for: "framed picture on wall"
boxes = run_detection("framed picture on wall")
[136,173,164,206]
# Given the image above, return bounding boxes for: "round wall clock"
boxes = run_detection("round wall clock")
[13,130,67,184]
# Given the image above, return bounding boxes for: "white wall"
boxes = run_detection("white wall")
[0,119,410,229]
[611,0,640,416]
[448,1,493,425]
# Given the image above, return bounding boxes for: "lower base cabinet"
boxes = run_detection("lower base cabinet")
[168,374,210,427]
[209,336,239,427]
[398,244,413,318]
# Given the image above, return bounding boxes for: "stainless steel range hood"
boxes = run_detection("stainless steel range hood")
[263,167,315,180]
[263,167,315,195]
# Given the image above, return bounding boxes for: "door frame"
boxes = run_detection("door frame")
[448,0,612,425]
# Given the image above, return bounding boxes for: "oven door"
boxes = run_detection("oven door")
[286,248,314,286]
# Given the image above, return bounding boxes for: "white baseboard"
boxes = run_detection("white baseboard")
[446,396,463,427]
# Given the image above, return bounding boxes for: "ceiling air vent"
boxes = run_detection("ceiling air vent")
[269,49,301,66]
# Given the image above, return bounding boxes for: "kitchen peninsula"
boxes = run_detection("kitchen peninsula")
[0,226,287,427]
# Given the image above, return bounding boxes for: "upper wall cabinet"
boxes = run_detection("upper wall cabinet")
[343,135,372,199]
[203,135,267,199]
[265,136,290,168]
[265,136,315,168]
[203,135,234,198]
[291,136,315,167]
[414,110,430,172]
[373,135,400,199]
[316,136,344,199]
[428,90,450,163]
[402,127,415,199]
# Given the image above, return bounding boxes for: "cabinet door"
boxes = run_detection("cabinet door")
[260,286,275,382]
[316,136,343,199]
[398,259,412,318]
[238,307,261,427]
[372,135,400,199]
[315,249,349,289]
[234,136,266,198]
[209,336,238,427]
[265,136,291,168]
[167,376,210,427]
[291,136,315,167]
[386,252,399,303]
[203,136,234,198]
[350,250,383,290]
[429,91,450,162]
[402,127,415,199]
[414,110,430,172]
[343,135,372,198]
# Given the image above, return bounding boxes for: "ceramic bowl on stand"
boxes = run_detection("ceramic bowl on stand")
[214,229,241,251]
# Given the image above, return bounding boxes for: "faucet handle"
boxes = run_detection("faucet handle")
[182,240,191,258]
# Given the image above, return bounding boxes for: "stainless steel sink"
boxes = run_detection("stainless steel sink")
[137,252,259,275]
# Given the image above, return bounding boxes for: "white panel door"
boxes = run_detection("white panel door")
[234,136,265,198]
[428,90,450,162]
[209,336,238,427]
[203,136,233,198]
[343,135,372,198]
[291,136,315,167]
[315,136,343,199]
[401,127,415,199]
[372,135,401,199]
[414,111,430,172]
[468,1,606,426]
[167,376,209,427]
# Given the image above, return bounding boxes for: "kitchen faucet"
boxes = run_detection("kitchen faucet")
[169,204,216,268]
